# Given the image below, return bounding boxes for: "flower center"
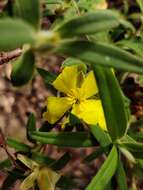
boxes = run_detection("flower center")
[67,88,85,104]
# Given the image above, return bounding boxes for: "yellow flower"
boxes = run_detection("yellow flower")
[43,65,106,130]
[18,154,60,190]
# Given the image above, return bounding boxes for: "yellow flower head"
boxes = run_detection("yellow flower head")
[18,154,60,190]
[43,65,106,130]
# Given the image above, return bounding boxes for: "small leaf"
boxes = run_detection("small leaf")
[0,159,12,170]
[26,113,36,142]
[117,39,143,58]
[30,131,96,147]
[62,57,85,68]
[57,10,120,37]
[84,146,107,163]
[0,19,35,51]
[11,50,35,86]
[51,153,71,170]
[56,40,143,74]
[119,147,136,163]
[90,125,111,147]
[56,176,77,190]
[2,168,24,190]
[6,138,31,152]
[136,0,143,12]
[14,0,41,29]
[121,141,143,159]
[116,156,128,190]
[31,152,55,166]
[86,146,118,190]
[37,68,57,85]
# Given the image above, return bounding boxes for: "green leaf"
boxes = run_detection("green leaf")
[56,40,143,74]
[56,176,77,190]
[116,156,128,190]
[117,39,143,58]
[45,0,62,4]
[11,50,35,86]
[119,147,136,163]
[14,0,40,29]
[6,138,31,152]
[2,168,24,190]
[0,19,36,51]
[57,10,119,37]
[37,67,57,85]
[62,58,85,68]
[90,125,111,147]
[31,152,55,166]
[136,0,143,12]
[0,159,12,170]
[84,146,107,163]
[121,141,143,159]
[51,153,71,170]
[86,146,118,190]
[30,131,95,147]
[93,67,127,141]
[26,113,36,142]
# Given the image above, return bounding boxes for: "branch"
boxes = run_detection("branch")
[0,48,22,65]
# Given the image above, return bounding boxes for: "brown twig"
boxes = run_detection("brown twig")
[0,48,22,65]
[0,128,16,166]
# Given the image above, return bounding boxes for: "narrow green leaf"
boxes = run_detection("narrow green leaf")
[37,67,57,84]
[0,159,12,170]
[86,146,118,190]
[45,0,62,4]
[30,131,95,147]
[90,125,111,147]
[51,153,71,170]
[2,168,24,190]
[0,19,36,51]
[6,138,31,152]
[84,146,107,163]
[56,176,77,190]
[129,132,143,141]
[116,156,128,190]
[57,10,119,37]
[119,148,136,163]
[14,0,40,29]
[26,113,36,142]
[56,40,143,74]
[117,39,143,58]
[31,152,55,166]
[121,141,143,159]
[62,58,85,68]
[136,0,143,12]
[93,67,127,141]
[11,50,35,86]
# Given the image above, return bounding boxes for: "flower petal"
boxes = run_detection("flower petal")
[79,71,98,99]
[37,167,60,190]
[43,97,73,124]
[52,66,78,94]
[20,171,38,190]
[71,99,106,130]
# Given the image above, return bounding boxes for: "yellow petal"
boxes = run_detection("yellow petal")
[52,66,78,95]
[79,71,98,99]
[20,171,38,190]
[37,167,60,190]
[71,99,106,130]
[17,154,38,170]
[43,97,73,124]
